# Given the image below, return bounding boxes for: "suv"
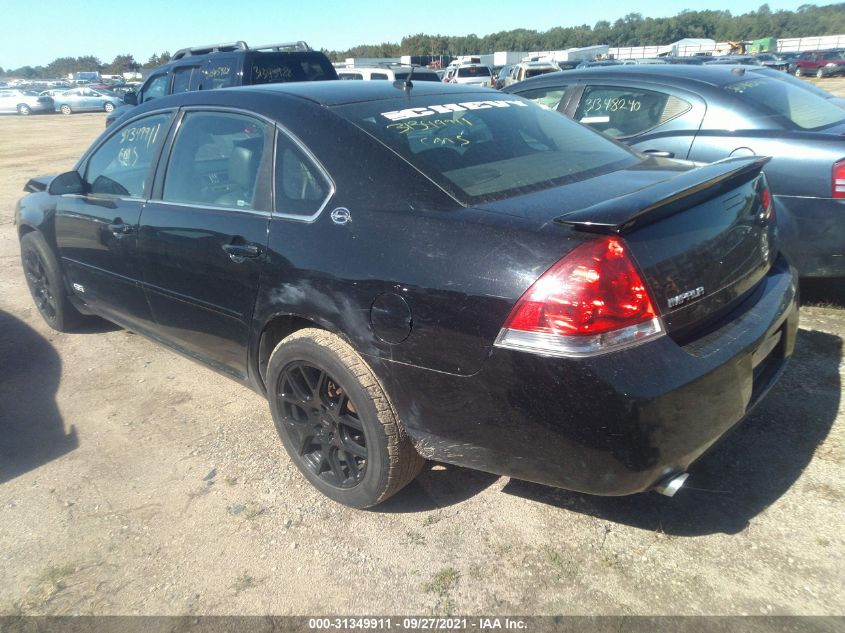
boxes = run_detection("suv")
[447,64,494,87]
[501,61,560,88]
[336,66,440,82]
[106,40,337,126]
[792,49,845,78]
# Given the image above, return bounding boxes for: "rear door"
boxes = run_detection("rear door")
[137,109,273,378]
[567,81,707,160]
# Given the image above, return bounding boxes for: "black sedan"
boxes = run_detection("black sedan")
[15,82,797,507]
[505,64,845,278]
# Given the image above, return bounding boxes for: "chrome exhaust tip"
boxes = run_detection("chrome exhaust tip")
[655,473,689,497]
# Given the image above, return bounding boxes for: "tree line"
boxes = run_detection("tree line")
[2,3,844,78]
[327,3,845,60]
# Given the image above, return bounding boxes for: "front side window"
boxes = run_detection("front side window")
[85,113,172,197]
[275,133,331,218]
[371,73,389,80]
[574,85,691,139]
[141,74,169,102]
[162,111,270,210]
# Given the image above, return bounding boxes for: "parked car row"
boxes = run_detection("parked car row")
[0,86,127,115]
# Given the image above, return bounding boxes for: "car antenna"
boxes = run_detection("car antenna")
[393,63,417,91]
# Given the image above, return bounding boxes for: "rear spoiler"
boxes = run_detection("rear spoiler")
[24,175,54,193]
[555,156,771,235]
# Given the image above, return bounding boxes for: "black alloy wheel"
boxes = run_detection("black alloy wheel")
[22,246,58,322]
[20,232,83,332]
[266,328,425,508]
[276,362,368,488]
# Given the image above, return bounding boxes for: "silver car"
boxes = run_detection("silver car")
[53,87,123,115]
[0,89,54,115]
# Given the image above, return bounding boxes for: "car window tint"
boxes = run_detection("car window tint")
[162,112,269,210]
[204,59,236,89]
[723,76,845,130]
[141,75,168,102]
[574,85,691,139]
[171,66,199,94]
[342,96,638,204]
[516,86,568,111]
[457,66,491,77]
[371,73,389,80]
[274,133,330,218]
[85,113,172,198]
[338,73,363,80]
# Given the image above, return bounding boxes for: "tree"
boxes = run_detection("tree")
[104,54,140,75]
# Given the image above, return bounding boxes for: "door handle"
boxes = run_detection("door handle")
[108,222,134,235]
[642,149,675,158]
[222,243,261,260]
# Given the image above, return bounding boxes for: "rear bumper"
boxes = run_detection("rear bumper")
[368,256,799,496]
[776,195,845,277]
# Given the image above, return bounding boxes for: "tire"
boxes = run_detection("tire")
[60,104,72,115]
[816,68,825,79]
[104,102,114,113]
[266,328,425,508]
[20,232,83,332]
[17,104,31,115]
[795,67,804,77]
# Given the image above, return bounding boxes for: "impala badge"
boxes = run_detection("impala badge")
[668,286,705,308]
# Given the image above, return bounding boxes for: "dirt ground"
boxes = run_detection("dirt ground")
[0,82,844,618]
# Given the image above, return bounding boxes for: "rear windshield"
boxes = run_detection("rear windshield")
[249,53,338,84]
[724,76,845,130]
[457,66,491,78]
[525,68,556,78]
[336,96,638,204]
[394,71,440,82]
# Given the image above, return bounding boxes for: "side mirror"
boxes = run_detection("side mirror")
[122,91,137,106]
[48,171,86,196]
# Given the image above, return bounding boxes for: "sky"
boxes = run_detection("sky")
[0,0,826,70]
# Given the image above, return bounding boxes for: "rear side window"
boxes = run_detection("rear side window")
[517,86,568,111]
[171,66,201,94]
[338,73,363,80]
[724,76,845,130]
[204,58,236,89]
[162,112,270,210]
[574,85,692,139]
[371,73,389,80]
[340,96,638,204]
[274,132,331,219]
[85,113,172,197]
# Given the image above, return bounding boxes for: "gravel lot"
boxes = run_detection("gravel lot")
[1,83,844,618]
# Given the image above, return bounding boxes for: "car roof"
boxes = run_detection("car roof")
[146,80,496,110]
[515,64,774,88]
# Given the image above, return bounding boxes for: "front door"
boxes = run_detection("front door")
[137,110,273,378]
[55,111,174,330]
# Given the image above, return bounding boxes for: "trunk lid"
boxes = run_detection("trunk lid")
[558,156,777,336]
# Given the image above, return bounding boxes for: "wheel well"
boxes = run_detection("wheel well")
[18,224,35,239]
[257,315,323,386]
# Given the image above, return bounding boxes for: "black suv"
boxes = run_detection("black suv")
[106,40,337,126]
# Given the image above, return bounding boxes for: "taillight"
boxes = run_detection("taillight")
[833,159,845,199]
[495,236,664,357]
[759,176,775,221]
